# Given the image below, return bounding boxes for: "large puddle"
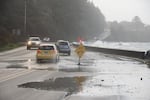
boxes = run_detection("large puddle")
[18,76,88,96]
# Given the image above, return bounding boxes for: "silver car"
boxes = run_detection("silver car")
[56,40,71,56]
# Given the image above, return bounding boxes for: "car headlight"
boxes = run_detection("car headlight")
[36,42,40,45]
[27,41,32,45]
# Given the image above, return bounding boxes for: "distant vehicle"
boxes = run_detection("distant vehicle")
[26,37,41,50]
[56,40,71,56]
[36,43,59,63]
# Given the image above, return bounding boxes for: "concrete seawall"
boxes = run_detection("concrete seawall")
[73,44,145,59]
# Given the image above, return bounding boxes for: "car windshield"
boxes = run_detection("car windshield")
[39,46,54,50]
[59,42,68,45]
[30,38,40,41]
[59,45,69,49]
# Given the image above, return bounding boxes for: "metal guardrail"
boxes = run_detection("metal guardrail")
[73,43,145,59]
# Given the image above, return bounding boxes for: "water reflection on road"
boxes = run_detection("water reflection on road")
[2,49,150,100]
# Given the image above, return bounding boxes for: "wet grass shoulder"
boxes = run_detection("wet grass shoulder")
[0,43,22,52]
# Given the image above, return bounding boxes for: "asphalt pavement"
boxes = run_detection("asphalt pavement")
[0,46,150,100]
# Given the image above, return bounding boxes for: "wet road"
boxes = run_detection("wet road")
[0,46,150,100]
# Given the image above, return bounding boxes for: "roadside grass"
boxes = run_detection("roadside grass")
[0,43,22,52]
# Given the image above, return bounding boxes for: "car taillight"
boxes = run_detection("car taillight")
[51,50,57,54]
[37,50,42,54]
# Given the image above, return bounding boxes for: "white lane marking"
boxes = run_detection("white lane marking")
[0,70,35,83]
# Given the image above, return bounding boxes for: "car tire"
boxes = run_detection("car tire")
[68,52,71,56]
[27,46,30,50]
[57,56,60,62]
[36,59,41,63]
[53,58,57,63]
[54,56,59,63]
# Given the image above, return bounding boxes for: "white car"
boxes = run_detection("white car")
[27,37,41,50]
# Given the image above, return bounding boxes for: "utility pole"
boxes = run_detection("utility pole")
[24,0,27,35]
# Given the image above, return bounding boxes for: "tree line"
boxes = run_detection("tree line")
[105,16,150,42]
[0,0,106,46]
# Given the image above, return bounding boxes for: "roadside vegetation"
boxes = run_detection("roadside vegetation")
[0,43,22,52]
[0,0,106,43]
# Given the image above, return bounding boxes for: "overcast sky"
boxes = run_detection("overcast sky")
[92,0,150,24]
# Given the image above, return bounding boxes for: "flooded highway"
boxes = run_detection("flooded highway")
[0,46,150,100]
